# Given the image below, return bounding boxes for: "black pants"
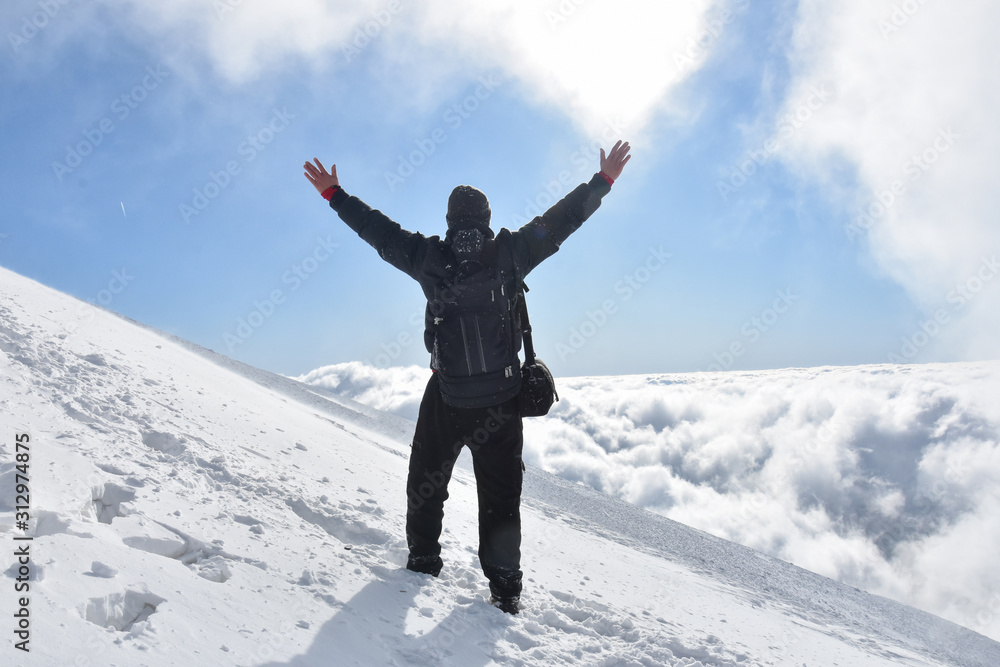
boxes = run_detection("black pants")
[405,373,524,599]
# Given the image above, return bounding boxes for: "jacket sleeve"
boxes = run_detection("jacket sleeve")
[509,172,612,278]
[328,187,428,280]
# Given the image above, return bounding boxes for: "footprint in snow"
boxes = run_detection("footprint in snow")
[114,517,245,584]
[506,589,755,667]
[286,497,393,547]
[92,482,137,524]
[83,589,166,635]
[141,429,187,456]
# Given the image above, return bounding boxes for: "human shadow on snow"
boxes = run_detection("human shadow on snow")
[259,568,503,666]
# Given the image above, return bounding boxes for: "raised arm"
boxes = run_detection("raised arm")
[510,140,631,277]
[303,157,430,280]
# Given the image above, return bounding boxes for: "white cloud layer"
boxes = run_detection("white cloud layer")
[779,0,1000,360]
[297,361,427,421]
[300,360,1000,641]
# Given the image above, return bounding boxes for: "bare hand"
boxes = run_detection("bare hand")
[600,140,631,181]
[303,158,339,195]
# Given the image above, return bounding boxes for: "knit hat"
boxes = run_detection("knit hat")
[446,185,492,237]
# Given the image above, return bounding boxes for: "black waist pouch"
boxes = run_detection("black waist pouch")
[518,358,558,417]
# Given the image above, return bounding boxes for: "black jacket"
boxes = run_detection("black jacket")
[329,172,612,407]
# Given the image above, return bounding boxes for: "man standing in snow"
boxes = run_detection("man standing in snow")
[303,140,631,614]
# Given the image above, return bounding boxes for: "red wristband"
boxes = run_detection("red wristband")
[321,185,339,201]
[599,172,614,186]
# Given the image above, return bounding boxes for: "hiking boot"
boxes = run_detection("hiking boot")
[406,554,442,577]
[490,595,520,615]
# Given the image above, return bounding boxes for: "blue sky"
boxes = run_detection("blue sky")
[2,0,997,378]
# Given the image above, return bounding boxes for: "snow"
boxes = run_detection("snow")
[1,264,998,666]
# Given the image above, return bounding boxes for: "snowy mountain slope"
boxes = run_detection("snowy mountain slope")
[1,264,998,666]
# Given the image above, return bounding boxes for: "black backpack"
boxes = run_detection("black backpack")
[429,231,522,406]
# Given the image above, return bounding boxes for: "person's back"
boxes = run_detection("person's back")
[302,140,631,613]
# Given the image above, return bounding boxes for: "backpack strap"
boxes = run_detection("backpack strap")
[495,229,537,365]
[516,282,537,365]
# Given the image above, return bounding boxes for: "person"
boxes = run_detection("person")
[303,140,631,614]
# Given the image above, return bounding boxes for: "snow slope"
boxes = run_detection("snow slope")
[1,264,998,666]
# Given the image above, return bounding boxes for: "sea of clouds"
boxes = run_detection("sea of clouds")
[297,359,1000,641]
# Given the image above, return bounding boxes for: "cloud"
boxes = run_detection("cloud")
[77,0,721,137]
[413,0,720,135]
[82,0,374,84]
[533,362,1000,639]
[295,361,427,422]
[299,360,1000,640]
[777,0,1000,360]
